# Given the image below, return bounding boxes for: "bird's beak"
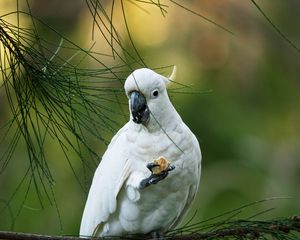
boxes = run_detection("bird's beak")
[130,91,150,125]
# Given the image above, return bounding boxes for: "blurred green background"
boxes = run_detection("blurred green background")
[0,0,299,236]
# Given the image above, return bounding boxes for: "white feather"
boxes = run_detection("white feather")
[80,68,201,237]
[79,123,130,236]
[167,65,177,83]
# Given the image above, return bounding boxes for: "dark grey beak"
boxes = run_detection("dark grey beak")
[130,91,150,124]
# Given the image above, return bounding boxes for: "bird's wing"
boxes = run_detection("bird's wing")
[80,123,131,237]
[170,133,202,229]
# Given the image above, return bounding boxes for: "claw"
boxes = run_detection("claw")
[139,162,175,190]
[139,171,169,189]
[146,162,160,172]
[166,165,175,172]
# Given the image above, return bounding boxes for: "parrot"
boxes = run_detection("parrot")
[79,67,202,238]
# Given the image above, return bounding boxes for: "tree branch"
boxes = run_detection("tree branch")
[0,231,79,240]
[0,216,299,240]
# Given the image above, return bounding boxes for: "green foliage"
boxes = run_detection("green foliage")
[0,0,299,238]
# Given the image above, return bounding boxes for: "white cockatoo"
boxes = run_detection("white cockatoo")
[80,67,201,237]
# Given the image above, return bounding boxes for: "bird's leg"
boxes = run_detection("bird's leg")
[139,162,175,189]
[150,230,164,239]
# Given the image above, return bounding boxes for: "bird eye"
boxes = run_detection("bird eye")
[151,89,159,98]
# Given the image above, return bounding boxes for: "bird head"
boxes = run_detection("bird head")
[124,67,177,128]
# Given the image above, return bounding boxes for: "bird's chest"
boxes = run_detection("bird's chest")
[125,126,197,187]
[116,127,198,233]
[125,127,189,171]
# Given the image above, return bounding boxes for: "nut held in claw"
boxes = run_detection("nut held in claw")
[152,156,171,175]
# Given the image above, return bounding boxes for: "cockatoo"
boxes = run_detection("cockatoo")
[80,67,201,237]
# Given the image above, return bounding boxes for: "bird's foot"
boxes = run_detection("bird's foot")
[146,162,175,174]
[139,157,175,189]
[150,230,164,239]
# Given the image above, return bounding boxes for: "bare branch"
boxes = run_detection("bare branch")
[0,216,299,240]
